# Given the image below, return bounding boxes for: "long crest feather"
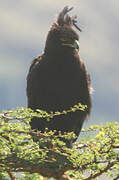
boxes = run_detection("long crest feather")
[56,6,82,32]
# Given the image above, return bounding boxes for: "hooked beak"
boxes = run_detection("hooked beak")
[73,40,79,50]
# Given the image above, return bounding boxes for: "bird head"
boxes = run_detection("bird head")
[44,6,81,53]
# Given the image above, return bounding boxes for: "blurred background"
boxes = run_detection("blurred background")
[0,0,119,127]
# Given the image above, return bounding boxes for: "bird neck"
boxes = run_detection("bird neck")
[44,44,77,56]
[43,47,80,64]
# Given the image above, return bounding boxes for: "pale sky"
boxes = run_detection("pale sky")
[0,0,119,126]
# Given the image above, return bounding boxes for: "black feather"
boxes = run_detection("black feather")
[27,7,92,147]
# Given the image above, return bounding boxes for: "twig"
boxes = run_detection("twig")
[83,162,114,180]
[113,175,119,180]
[7,171,17,180]
[58,173,73,180]
[0,102,87,121]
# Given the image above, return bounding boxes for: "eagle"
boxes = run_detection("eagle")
[27,6,92,147]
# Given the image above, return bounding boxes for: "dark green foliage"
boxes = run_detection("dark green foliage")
[0,107,119,179]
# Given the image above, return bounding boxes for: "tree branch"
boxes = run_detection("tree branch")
[83,162,115,180]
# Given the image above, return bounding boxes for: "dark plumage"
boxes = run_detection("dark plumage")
[27,6,92,146]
